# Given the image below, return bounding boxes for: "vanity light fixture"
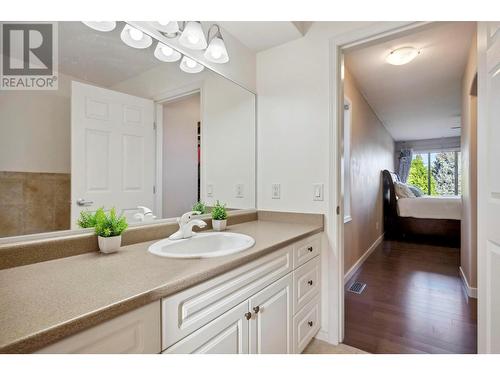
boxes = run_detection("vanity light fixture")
[204,24,229,63]
[386,47,420,66]
[179,21,207,50]
[180,56,205,74]
[82,21,116,32]
[150,21,180,35]
[154,42,182,62]
[120,24,153,49]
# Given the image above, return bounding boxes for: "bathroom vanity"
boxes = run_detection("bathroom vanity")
[0,213,323,354]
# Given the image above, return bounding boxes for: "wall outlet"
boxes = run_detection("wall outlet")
[207,184,214,198]
[236,184,244,198]
[313,183,324,201]
[272,183,281,199]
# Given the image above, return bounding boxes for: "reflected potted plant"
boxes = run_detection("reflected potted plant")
[192,201,207,214]
[94,208,128,254]
[211,201,228,231]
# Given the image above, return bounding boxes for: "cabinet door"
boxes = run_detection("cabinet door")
[37,301,161,354]
[163,301,249,354]
[248,274,293,354]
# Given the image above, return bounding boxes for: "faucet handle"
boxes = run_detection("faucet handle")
[179,211,202,225]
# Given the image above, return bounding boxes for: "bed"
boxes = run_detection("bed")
[382,169,461,245]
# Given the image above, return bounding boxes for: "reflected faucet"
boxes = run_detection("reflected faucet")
[169,211,207,240]
[134,206,156,222]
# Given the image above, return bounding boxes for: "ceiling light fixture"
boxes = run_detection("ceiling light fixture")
[179,56,205,74]
[120,24,153,49]
[150,21,179,35]
[386,47,420,66]
[179,21,207,50]
[154,42,182,62]
[82,21,117,32]
[204,24,229,64]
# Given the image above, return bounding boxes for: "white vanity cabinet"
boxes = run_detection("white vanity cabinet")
[162,233,321,354]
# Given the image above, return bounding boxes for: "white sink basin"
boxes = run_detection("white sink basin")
[148,232,255,258]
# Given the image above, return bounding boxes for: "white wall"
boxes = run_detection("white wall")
[163,94,200,218]
[0,73,73,173]
[256,21,414,344]
[113,64,256,210]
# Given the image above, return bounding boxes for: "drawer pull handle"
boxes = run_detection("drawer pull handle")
[245,312,252,320]
[308,321,314,327]
[307,246,313,252]
[308,280,313,286]
[253,306,260,314]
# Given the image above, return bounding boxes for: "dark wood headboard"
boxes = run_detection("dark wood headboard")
[382,170,399,220]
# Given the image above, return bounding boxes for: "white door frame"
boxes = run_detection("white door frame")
[153,82,203,219]
[328,21,433,344]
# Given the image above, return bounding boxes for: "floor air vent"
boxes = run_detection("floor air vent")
[348,281,366,294]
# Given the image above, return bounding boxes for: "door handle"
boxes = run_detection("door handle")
[308,280,313,286]
[76,198,94,207]
[244,312,252,320]
[253,306,260,314]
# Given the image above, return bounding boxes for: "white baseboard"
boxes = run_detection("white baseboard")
[459,266,477,298]
[344,233,384,285]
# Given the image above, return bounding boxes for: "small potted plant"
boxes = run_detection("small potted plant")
[94,208,128,254]
[192,201,207,214]
[77,210,98,229]
[211,200,228,231]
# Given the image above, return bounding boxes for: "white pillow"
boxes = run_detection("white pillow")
[394,182,416,199]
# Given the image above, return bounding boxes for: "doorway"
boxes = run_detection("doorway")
[160,92,201,218]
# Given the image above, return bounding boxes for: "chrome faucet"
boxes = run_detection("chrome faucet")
[169,211,207,240]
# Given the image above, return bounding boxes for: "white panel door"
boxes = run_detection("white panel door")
[163,301,249,354]
[478,22,500,353]
[248,274,293,354]
[71,81,155,227]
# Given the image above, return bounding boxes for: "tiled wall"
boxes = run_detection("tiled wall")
[0,172,70,238]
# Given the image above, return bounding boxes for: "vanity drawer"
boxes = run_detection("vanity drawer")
[293,256,320,314]
[293,295,320,354]
[162,246,293,350]
[293,234,320,268]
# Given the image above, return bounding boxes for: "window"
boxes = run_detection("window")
[408,151,461,196]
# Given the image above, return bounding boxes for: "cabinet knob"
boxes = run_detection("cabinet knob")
[253,306,260,314]
[307,280,313,286]
[244,312,252,320]
[308,321,314,327]
[307,246,313,252]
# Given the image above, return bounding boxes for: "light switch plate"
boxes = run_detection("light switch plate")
[313,183,324,201]
[272,183,281,199]
[236,184,244,198]
[207,184,214,197]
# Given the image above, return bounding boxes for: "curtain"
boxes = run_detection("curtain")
[398,149,413,183]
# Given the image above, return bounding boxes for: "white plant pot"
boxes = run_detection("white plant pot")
[98,235,122,254]
[212,219,227,231]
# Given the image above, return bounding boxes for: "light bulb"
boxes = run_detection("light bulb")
[180,56,204,73]
[186,58,197,68]
[179,21,207,50]
[204,35,229,64]
[129,28,144,41]
[386,47,420,65]
[161,45,174,56]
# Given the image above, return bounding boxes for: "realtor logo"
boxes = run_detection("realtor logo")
[1,22,58,90]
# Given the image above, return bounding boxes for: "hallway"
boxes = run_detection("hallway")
[344,240,477,353]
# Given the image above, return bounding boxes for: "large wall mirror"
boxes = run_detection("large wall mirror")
[0,21,256,240]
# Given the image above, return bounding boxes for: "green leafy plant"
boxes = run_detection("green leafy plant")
[77,210,98,228]
[192,201,207,214]
[94,208,128,238]
[211,201,227,221]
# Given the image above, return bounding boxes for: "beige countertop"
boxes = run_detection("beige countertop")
[0,218,323,353]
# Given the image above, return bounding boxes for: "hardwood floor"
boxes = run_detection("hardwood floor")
[344,240,477,354]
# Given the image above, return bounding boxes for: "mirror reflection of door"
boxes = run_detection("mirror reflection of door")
[162,93,201,218]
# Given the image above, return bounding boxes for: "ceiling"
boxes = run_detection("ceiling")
[345,22,476,141]
[218,21,307,52]
[59,22,165,87]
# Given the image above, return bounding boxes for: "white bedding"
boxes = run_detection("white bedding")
[397,196,462,220]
